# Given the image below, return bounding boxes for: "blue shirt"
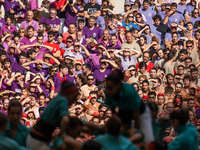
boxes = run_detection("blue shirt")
[122,22,137,31]
[168,123,198,150]
[96,133,139,150]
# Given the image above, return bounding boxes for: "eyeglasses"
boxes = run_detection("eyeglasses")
[136,17,141,18]
[51,69,58,72]
[67,41,73,43]
[165,52,169,55]
[30,86,36,88]
[50,12,56,14]
[48,35,53,38]
[186,45,192,48]
[88,78,94,81]
[129,16,134,18]
[20,31,25,33]
[130,69,135,71]
[194,12,199,14]
[149,96,155,99]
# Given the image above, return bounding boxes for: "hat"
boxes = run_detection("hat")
[142,95,148,100]
[158,112,165,118]
[157,93,165,97]
[75,60,82,65]
[124,1,131,6]
[120,27,126,32]
[21,113,27,121]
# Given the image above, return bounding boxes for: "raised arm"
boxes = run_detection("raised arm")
[163,10,174,25]
[138,26,148,36]
[22,60,35,70]
[80,44,91,57]
[61,0,69,12]
[7,73,20,86]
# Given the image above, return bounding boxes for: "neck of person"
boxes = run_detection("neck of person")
[112,43,117,47]
[60,72,64,77]
[100,67,106,72]
[90,2,95,6]
[9,52,14,56]
[48,40,54,44]
[86,70,91,76]
[87,83,94,87]
[88,25,95,30]
[50,17,55,20]
[28,19,32,23]
[11,122,19,130]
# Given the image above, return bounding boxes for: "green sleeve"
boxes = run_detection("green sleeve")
[129,86,141,109]
[53,136,64,149]
[59,99,69,117]
[168,137,182,150]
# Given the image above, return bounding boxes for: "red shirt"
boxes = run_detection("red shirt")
[136,62,155,73]
[44,41,60,64]
[62,32,76,44]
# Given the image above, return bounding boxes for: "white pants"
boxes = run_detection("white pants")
[139,105,155,144]
[59,18,65,34]
[63,26,68,33]
[16,23,21,30]
[26,134,51,150]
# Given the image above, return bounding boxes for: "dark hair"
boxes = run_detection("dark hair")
[39,107,45,112]
[183,75,191,81]
[0,112,8,127]
[37,33,44,39]
[82,140,102,150]
[175,82,183,87]
[185,57,192,62]
[68,117,83,130]
[106,69,123,84]
[190,68,198,73]
[142,80,149,85]
[139,62,147,69]
[148,102,158,112]
[106,116,121,137]
[153,15,162,21]
[38,92,46,99]
[61,82,76,94]
[78,19,84,24]
[27,49,36,58]
[148,91,156,97]
[170,108,189,125]
[47,31,55,36]
[166,73,173,79]
[171,2,177,8]
[91,116,100,123]
[27,26,34,31]
[99,103,107,110]
[66,36,73,41]
[59,63,68,70]
[82,63,91,70]
[19,52,27,58]
[2,98,9,104]
[57,33,63,38]
[8,101,22,113]
[165,86,173,93]
[89,91,97,96]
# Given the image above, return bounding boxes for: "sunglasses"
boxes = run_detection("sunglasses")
[88,78,94,81]
[20,31,25,33]
[48,35,53,38]
[130,69,135,71]
[51,70,58,72]
[67,41,73,43]
[136,17,141,18]
[186,45,192,48]
[30,86,36,88]
[194,12,199,14]
[165,52,169,55]
[129,16,134,18]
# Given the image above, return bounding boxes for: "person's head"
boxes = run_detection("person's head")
[106,69,123,97]
[26,26,34,38]
[195,115,200,128]
[75,102,83,115]
[3,58,11,70]
[47,31,55,42]
[192,8,199,18]
[189,82,197,96]
[73,41,81,53]
[153,15,162,26]
[66,36,73,48]
[175,82,183,93]
[125,12,134,24]
[179,49,188,61]
[130,28,139,38]
[128,65,138,77]
[143,0,150,10]
[184,14,191,24]
[49,65,58,76]
[143,52,150,63]
[38,93,46,105]
[18,28,26,38]
[137,89,143,99]
[152,77,161,89]
[68,23,76,34]
[105,116,122,137]
[8,101,22,126]
[67,63,75,75]
[138,74,148,85]
[142,80,149,92]
[125,32,133,43]
[2,98,9,110]
[139,35,147,46]
[170,108,189,129]
[61,82,79,104]
[66,117,83,138]
[186,40,194,51]
[142,95,149,103]
[157,93,165,106]
[38,23,46,34]
[148,92,156,102]
[50,8,57,19]
[180,0,187,5]
[88,16,96,27]
[105,107,112,117]
[27,10,34,22]
[144,24,151,35]
[185,57,192,68]
[190,68,198,80]
[76,30,83,41]
[150,67,157,79]
[174,94,182,107]
[0,50,6,63]
[82,63,91,75]
[188,98,195,108]
[148,102,158,123]
[18,52,27,64]
[91,116,100,125]
[181,99,188,108]
[89,91,97,105]
[59,63,68,75]
[166,74,174,85]
[0,112,8,132]
[172,32,178,42]
[102,29,110,40]
[170,2,177,13]
[82,140,102,150]
[37,34,44,45]
[77,19,84,30]
[166,102,174,114]
[183,75,191,87]
[110,35,117,45]
[99,56,108,69]
[98,103,107,119]
[124,1,131,11]
[6,15,13,26]
[164,86,174,97]
[87,74,95,86]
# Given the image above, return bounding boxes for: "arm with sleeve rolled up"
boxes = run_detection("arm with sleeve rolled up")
[163,10,174,25]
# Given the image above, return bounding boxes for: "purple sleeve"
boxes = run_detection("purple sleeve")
[98,27,103,38]
[57,18,60,25]
[50,2,55,8]
[40,16,45,23]
[34,22,39,31]
[20,22,25,29]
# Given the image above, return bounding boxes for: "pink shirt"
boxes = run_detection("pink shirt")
[29,0,39,10]
[20,20,39,31]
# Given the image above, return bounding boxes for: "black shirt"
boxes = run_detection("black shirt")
[84,3,101,15]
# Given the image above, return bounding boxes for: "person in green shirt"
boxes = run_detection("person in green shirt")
[168,109,199,150]
[0,112,27,150]
[26,82,80,150]
[5,100,29,147]
[95,116,139,150]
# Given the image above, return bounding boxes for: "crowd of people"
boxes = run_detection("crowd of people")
[0,0,200,149]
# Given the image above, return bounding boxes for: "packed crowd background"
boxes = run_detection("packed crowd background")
[0,0,200,149]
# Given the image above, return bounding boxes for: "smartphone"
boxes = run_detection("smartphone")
[98,86,102,91]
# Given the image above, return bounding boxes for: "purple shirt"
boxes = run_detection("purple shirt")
[98,39,111,47]
[40,16,45,23]
[139,8,156,25]
[117,35,126,46]
[29,0,39,10]
[64,5,78,27]
[69,51,84,62]
[54,74,66,93]
[0,108,8,115]
[20,20,39,31]
[93,69,111,85]
[87,47,98,54]
[3,0,18,12]
[186,3,195,14]
[164,31,181,41]
[12,64,27,75]
[141,33,152,44]
[85,53,106,67]
[35,47,50,60]
[6,54,18,66]
[14,6,27,21]
[177,4,187,15]
[41,85,50,98]
[0,24,17,36]
[20,36,37,52]
[150,24,163,44]
[96,15,106,32]
[82,26,103,40]
[11,81,27,93]
[157,9,166,21]
[0,18,6,30]
[0,77,8,90]
[30,67,48,77]
[66,74,75,83]
[107,44,121,50]
[45,18,60,32]
[166,12,184,28]
[190,17,200,25]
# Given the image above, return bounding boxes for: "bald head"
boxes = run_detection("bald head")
[27,11,33,22]
[103,29,110,40]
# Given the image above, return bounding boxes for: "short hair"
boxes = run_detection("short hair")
[8,101,22,113]
[171,2,177,8]
[47,31,55,36]
[19,52,27,58]
[153,15,162,21]
[89,91,97,96]
[150,67,157,72]
[78,19,84,24]
[139,62,147,69]
[148,91,156,97]
[185,57,192,62]
[88,16,96,21]
[175,82,183,87]
[165,86,174,93]
[82,140,102,150]
[38,92,46,99]
[39,23,47,28]
[177,65,185,69]
[143,0,149,4]
[186,40,193,45]
[142,80,149,85]
[0,50,7,56]
[0,112,8,128]
[27,49,36,58]
[27,26,34,31]
[190,68,198,73]
[59,63,68,70]
[83,63,91,70]
[180,49,188,54]
[183,75,191,81]
[87,74,94,79]
[66,36,73,41]
[57,33,63,38]
[91,116,100,123]
[37,33,44,39]
[99,104,107,110]
[69,23,76,27]
[166,73,174,79]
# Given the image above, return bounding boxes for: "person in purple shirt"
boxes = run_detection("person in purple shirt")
[41,76,55,99]
[186,0,196,14]
[0,69,9,90]
[20,10,39,32]
[139,0,156,25]
[177,0,187,15]
[60,0,78,33]
[98,29,111,47]
[93,56,111,86]
[1,0,18,17]
[66,63,76,84]
[190,8,200,25]
[107,35,121,50]
[0,16,17,36]
[0,98,9,115]
[0,10,6,30]
[163,2,184,28]
[7,71,27,94]
[83,16,103,40]
[45,8,60,37]
[12,52,27,75]
[156,2,167,22]
[74,30,87,53]
[6,43,21,66]
[86,39,98,54]
[20,26,37,53]
[21,59,52,77]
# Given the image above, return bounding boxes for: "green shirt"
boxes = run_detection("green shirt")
[105,82,141,110]
[0,132,26,150]
[95,133,139,150]
[168,123,198,150]
[5,121,29,147]
[40,93,69,127]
